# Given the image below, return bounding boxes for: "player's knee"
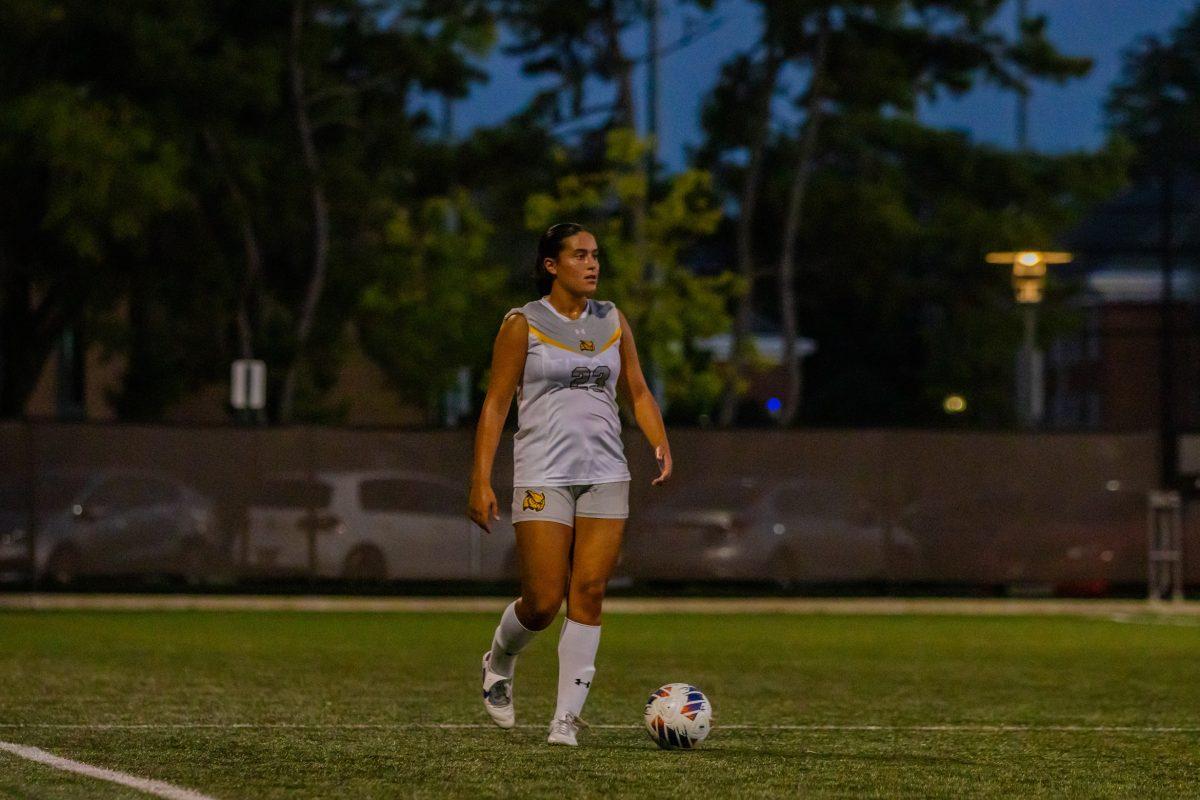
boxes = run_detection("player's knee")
[521,591,563,630]
[569,576,606,617]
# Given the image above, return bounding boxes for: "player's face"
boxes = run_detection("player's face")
[547,231,600,296]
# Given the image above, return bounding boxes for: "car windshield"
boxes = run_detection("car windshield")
[253,478,332,510]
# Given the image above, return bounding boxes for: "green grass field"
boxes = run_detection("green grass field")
[1,603,1198,798]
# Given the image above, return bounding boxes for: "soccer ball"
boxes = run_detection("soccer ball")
[643,683,713,750]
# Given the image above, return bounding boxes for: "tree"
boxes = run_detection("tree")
[1106,4,1200,483]
[699,0,1092,426]
[356,191,509,415]
[0,0,506,421]
[698,49,785,425]
[786,116,1126,426]
[0,2,192,416]
[201,0,498,422]
[499,0,644,136]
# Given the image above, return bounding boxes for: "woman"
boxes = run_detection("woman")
[467,222,672,746]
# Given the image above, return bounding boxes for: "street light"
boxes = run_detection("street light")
[985,250,1072,428]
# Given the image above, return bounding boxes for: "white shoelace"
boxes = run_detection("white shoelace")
[550,713,588,735]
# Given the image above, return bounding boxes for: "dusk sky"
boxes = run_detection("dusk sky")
[452,0,1198,170]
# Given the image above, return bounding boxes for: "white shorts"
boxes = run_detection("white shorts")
[511,481,630,526]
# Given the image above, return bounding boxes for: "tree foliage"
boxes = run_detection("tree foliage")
[0,0,1146,429]
[695,0,1112,427]
[0,0,499,421]
[357,190,508,410]
[1107,4,1200,171]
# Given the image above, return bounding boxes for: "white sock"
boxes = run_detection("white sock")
[553,618,601,720]
[488,601,537,678]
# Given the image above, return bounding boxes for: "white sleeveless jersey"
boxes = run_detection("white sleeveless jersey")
[505,297,630,486]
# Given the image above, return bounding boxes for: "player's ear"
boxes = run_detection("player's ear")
[543,257,558,277]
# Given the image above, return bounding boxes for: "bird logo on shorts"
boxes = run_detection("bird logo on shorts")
[578,339,595,351]
[522,490,546,512]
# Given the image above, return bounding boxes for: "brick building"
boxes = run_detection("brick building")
[1049,176,1200,433]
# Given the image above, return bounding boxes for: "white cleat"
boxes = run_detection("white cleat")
[547,713,589,746]
[481,651,515,729]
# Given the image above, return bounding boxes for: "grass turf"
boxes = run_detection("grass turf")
[0,608,1197,798]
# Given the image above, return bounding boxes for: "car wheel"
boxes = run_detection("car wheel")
[342,545,387,583]
[44,546,80,589]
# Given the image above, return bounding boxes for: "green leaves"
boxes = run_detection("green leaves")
[3,84,186,261]
[357,190,505,406]
[1107,6,1200,170]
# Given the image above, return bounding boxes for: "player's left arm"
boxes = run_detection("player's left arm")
[616,309,672,486]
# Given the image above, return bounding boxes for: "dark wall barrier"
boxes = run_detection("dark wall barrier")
[0,422,1190,592]
[626,430,1167,591]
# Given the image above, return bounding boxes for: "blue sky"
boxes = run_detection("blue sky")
[450,0,1197,170]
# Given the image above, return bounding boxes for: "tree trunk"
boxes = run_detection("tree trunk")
[280,0,332,424]
[0,268,71,417]
[717,50,783,427]
[203,128,263,361]
[600,0,642,273]
[600,0,636,129]
[0,270,37,417]
[777,15,831,427]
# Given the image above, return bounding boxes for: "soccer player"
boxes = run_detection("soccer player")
[468,222,672,746]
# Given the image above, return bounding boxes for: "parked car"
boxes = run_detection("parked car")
[241,470,518,581]
[0,483,40,582]
[899,482,1144,594]
[0,470,219,586]
[627,477,921,585]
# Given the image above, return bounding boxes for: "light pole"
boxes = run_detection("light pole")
[985,250,1072,428]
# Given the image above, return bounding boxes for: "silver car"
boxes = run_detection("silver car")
[629,477,921,585]
[241,470,519,581]
[0,470,218,586]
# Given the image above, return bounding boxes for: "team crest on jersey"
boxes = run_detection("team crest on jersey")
[578,339,595,352]
[522,490,546,512]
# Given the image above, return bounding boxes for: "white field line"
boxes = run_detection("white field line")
[0,740,219,800]
[1,722,1198,734]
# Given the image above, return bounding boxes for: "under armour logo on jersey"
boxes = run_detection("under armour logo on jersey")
[578,339,595,351]
[574,678,591,688]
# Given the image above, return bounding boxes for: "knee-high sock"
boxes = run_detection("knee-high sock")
[488,600,537,678]
[554,618,601,720]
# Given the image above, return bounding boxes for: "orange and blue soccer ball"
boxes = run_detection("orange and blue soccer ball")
[643,683,713,749]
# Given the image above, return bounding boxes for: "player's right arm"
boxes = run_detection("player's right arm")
[468,313,528,534]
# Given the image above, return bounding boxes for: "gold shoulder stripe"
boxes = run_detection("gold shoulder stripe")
[527,324,577,353]
[596,326,623,353]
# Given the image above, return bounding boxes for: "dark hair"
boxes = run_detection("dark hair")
[533,222,588,295]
